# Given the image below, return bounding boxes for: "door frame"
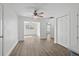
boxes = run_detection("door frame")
[1,4,4,56]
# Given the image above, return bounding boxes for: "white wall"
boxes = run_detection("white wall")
[37,22,40,37]
[69,9,79,53]
[3,5,18,56]
[40,21,47,39]
[18,16,24,41]
[49,19,55,38]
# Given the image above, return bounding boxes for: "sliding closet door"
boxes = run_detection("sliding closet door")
[0,5,2,56]
[57,15,70,48]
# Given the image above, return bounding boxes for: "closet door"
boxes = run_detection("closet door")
[57,15,70,48]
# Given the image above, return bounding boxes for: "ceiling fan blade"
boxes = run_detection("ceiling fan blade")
[49,17,54,18]
[33,9,44,17]
[39,16,43,17]
[37,15,43,17]
[39,12,44,14]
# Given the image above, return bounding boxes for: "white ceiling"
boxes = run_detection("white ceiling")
[4,3,79,18]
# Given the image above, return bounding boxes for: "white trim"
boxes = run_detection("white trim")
[6,41,18,56]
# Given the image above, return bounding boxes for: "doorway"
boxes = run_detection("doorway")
[24,21,40,39]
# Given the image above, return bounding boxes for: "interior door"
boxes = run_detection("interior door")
[57,15,70,48]
[0,5,2,56]
[61,16,70,48]
[57,18,63,45]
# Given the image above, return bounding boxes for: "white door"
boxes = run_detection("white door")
[57,18,63,45]
[61,16,70,48]
[0,5,2,56]
[57,15,70,48]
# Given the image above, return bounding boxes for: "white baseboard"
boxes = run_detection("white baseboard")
[6,41,18,56]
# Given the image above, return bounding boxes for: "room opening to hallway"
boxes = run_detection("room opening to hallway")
[24,21,40,39]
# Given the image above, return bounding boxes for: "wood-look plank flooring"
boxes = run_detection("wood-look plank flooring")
[10,36,69,56]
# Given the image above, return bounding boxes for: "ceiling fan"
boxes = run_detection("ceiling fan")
[33,9,44,17]
[33,9,54,19]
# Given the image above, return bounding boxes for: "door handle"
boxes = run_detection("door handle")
[0,36,3,38]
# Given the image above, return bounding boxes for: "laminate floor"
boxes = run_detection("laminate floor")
[10,36,69,56]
